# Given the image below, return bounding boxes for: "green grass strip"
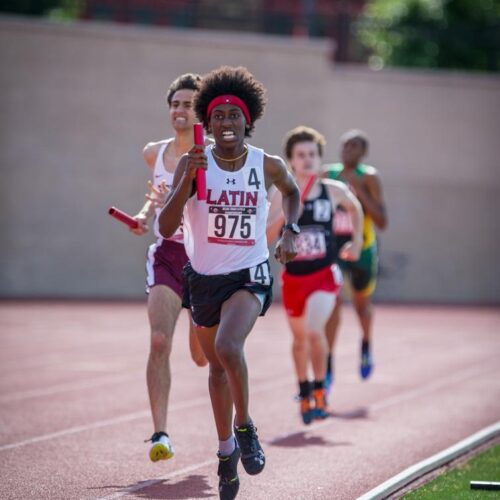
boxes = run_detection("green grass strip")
[404,445,500,499]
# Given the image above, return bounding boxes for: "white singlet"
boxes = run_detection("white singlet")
[183,144,270,275]
[152,139,183,243]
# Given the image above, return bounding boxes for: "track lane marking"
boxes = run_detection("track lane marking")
[97,363,498,499]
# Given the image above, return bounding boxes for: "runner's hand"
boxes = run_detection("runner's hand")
[184,146,208,180]
[274,230,297,264]
[339,241,361,262]
[130,213,149,236]
[145,180,169,209]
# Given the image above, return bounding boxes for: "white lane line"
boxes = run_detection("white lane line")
[0,361,206,403]
[97,362,497,499]
[357,421,500,500]
[0,377,294,452]
[0,373,141,403]
[1,360,495,454]
[266,363,496,444]
[0,411,150,452]
[370,363,495,412]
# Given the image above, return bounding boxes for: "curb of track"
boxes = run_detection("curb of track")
[357,420,500,500]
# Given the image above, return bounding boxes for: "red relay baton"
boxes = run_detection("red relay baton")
[300,175,316,203]
[108,206,139,229]
[193,123,206,200]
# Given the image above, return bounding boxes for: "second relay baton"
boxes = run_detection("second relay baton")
[108,206,139,229]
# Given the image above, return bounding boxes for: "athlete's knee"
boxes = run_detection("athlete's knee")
[308,328,327,348]
[150,330,173,357]
[209,363,228,384]
[354,299,372,319]
[293,334,306,350]
[215,337,243,366]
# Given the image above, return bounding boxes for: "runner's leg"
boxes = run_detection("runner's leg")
[352,291,373,343]
[147,285,182,432]
[188,310,208,367]
[215,290,262,427]
[305,291,336,381]
[325,296,342,352]
[195,324,234,440]
[286,315,309,382]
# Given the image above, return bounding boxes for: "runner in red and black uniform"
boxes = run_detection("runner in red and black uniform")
[268,126,363,424]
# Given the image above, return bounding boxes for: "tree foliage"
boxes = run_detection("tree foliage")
[358,0,500,72]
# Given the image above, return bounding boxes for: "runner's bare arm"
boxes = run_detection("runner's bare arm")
[135,141,168,217]
[357,169,387,230]
[143,141,162,169]
[264,155,300,264]
[325,179,363,260]
[266,190,284,244]
[265,155,300,226]
[129,142,164,235]
[158,146,207,238]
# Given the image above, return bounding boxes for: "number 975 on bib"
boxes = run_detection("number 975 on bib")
[208,206,256,246]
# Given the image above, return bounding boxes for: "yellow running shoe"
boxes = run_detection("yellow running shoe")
[146,432,174,462]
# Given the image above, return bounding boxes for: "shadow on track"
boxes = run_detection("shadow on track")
[269,431,352,449]
[90,474,213,499]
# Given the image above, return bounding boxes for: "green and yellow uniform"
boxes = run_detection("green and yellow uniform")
[325,163,378,296]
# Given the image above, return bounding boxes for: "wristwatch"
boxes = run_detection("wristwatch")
[283,223,300,235]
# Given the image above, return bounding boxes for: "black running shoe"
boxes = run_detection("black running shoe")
[234,422,265,475]
[217,446,240,500]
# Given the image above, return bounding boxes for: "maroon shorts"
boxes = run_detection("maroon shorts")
[146,239,188,298]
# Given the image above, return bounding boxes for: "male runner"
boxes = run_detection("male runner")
[267,126,362,424]
[130,73,209,462]
[323,129,387,383]
[159,66,300,500]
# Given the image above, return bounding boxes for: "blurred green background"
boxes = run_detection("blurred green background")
[2,0,499,71]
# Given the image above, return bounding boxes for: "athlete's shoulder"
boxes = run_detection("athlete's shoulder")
[324,162,343,170]
[263,150,284,163]
[322,177,350,197]
[322,177,347,189]
[323,163,343,178]
[143,139,172,168]
[262,153,288,185]
[358,164,379,177]
[246,143,264,156]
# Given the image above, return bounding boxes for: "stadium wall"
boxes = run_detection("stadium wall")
[1,17,499,303]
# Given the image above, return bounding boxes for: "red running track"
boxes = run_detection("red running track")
[0,302,499,499]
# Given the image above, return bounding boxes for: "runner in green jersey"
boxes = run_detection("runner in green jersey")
[323,130,387,385]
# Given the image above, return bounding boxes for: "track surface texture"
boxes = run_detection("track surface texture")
[0,302,499,500]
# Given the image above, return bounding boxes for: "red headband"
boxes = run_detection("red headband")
[207,95,251,124]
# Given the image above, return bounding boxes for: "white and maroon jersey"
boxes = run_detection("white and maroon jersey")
[152,139,184,243]
[183,144,270,275]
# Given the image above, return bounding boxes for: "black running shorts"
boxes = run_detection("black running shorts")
[182,260,273,328]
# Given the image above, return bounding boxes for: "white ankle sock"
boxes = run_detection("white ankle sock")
[219,435,236,457]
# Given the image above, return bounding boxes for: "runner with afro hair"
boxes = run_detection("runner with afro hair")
[160,66,301,499]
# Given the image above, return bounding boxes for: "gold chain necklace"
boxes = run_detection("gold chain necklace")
[211,145,248,163]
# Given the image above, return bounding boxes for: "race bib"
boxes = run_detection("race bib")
[294,226,327,261]
[313,199,331,222]
[333,208,353,235]
[208,206,256,246]
[249,261,271,286]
